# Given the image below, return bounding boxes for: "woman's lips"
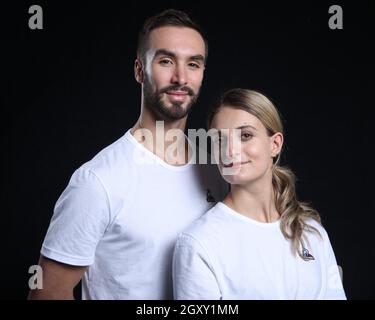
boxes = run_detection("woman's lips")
[222,160,250,168]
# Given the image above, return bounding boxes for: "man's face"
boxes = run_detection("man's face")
[141,26,206,121]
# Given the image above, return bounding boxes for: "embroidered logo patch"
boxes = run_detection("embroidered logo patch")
[206,189,215,202]
[302,248,315,261]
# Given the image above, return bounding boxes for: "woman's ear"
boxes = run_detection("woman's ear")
[270,132,284,158]
[134,58,144,84]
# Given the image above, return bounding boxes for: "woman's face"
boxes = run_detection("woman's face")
[210,106,283,185]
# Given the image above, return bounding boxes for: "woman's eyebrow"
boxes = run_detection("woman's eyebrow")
[236,125,257,130]
[217,125,258,135]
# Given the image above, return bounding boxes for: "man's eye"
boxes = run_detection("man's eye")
[188,62,200,69]
[160,59,173,65]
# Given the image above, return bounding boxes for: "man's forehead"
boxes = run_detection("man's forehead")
[148,26,205,55]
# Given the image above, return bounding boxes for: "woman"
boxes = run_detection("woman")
[173,89,346,299]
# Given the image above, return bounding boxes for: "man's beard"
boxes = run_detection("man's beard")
[143,77,199,121]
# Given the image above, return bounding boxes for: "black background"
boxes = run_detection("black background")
[2,0,374,299]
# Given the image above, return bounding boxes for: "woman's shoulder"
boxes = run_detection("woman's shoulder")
[304,217,327,234]
[303,217,331,249]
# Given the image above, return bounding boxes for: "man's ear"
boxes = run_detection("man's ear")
[270,132,284,158]
[134,58,144,84]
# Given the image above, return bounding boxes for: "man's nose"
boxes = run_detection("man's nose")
[171,64,187,86]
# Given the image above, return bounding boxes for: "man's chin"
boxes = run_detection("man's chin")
[164,106,189,120]
[159,100,189,117]
[147,94,196,120]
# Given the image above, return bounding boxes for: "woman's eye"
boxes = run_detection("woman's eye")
[241,133,253,140]
[213,138,221,145]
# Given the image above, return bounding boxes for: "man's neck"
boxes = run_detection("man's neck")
[131,110,191,166]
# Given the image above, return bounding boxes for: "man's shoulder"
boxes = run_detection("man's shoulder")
[70,130,138,190]
[181,204,228,244]
[81,131,134,173]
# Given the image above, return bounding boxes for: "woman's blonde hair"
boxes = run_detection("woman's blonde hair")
[208,88,321,260]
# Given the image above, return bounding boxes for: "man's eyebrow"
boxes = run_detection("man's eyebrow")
[154,49,205,63]
[154,49,176,59]
[190,55,205,62]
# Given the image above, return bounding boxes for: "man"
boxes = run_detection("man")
[29,9,227,300]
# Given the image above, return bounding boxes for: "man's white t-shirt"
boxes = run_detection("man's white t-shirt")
[173,202,346,300]
[41,129,227,299]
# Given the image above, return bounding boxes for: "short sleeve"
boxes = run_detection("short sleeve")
[321,228,347,300]
[173,233,221,300]
[41,168,111,266]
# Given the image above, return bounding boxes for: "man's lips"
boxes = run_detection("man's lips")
[166,90,189,95]
[166,90,189,101]
[222,160,251,168]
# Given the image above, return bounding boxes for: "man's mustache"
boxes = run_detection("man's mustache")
[159,85,195,96]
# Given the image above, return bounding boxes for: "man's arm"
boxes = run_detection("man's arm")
[173,233,221,300]
[28,255,87,300]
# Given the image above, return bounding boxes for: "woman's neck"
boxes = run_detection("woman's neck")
[224,173,280,223]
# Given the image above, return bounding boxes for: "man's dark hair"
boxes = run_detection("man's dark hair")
[137,9,208,64]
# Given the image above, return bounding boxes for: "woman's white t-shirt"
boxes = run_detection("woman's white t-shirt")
[173,202,346,300]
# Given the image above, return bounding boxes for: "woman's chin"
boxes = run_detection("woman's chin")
[222,173,249,185]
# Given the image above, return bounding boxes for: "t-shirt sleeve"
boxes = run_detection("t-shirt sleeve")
[321,227,347,300]
[173,233,221,300]
[41,168,111,266]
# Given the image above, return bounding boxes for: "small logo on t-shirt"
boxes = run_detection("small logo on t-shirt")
[302,247,315,261]
[206,189,215,202]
